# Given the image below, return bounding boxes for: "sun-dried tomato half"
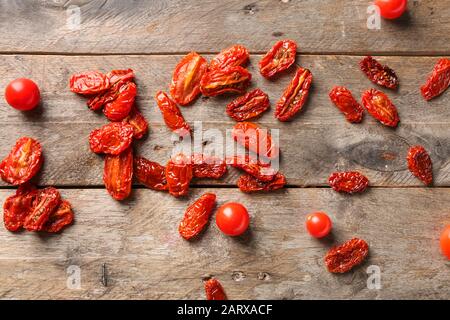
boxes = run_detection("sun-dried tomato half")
[210,45,249,70]
[3,184,37,232]
[329,86,364,123]
[420,58,450,101]
[231,122,279,160]
[328,171,369,194]
[259,40,297,78]
[275,67,312,122]
[104,147,133,201]
[155,91,191,137]
[122,106,149,139]
[407,145,433,186]
[226,88,270,122]
[179,192,216,240]
[103,81,137,121]
[192,154,227,179]
[107,69,134,86]
[0,137,43,185]
[170,52,208,106]
[360,56,399,90]
[228,155,277,182]
[204,278,227,300]
[237,172,286,193]
[361,88,399,127]
[166,153,193,197]
[325,238,369,273]
[42,200,74,233]
[89,122,134,155]
[134,156,168,191]
[200,66,251,97]
[23,187,61,232]
[69,71,110,95]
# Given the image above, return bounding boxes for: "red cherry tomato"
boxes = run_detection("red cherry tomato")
[5,78,41,111]
[305,212,332,238]
[216,202,249,236]
[375,0,407,19]
[440,226,450,260]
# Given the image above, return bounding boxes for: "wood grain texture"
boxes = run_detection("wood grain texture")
[0,0,448,55]
[0,54,449,187]
[0,188,448,299]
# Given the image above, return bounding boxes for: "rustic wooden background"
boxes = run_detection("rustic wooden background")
[0,0,449,299]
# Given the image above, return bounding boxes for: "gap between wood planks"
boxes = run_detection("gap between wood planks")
[0,185,447,189]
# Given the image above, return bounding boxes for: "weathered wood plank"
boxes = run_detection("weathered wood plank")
[0,188,448,299]
[0,55,449,187]
[0,0,448,55]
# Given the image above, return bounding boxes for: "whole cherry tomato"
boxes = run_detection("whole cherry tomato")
[375,0,407,19]
[5,78,40,111]
[440,225,450,260]
[216,202,249,236]
[305,212,332,238]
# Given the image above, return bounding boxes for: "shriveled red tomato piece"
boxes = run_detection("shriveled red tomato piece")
[228,155,277,182]
[210,45,249,70]
[328,171,369,194]
[89,122,134,155]
[69,71,110,95]
[170,52,208,106]
[420,58,450,101]
[3,184,37,232]
[103,81,137,121]
[325,238,369,273]
[0,137,43,185]
[204,278,227,300]
[237,172,286,193]
[179,192,216,240]
[103,147,133,201]
[275,67,312,121]
[122,106,149,139]
[42,200,74,233]
[155,91,191,137]
[166,153,193,198]
[329,86,364,123]
[360,56,399,90]
[231,122,279,160]
[134,156,168,191]
[107,69,134,85]
[259,40,297,78]
[361,88,399,127]
[226,88,270,122]
[200,66,251,97]
[23,187,61,232]
[191,154,227,179]
[407,145,433,186]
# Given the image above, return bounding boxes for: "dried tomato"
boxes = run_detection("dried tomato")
[360,56,399,90]
[3,184,37,232]
[232,122,279,160]
[103,81,137,121]
[107,69,134,85]
[69,71,110,95]
[169,52,208,106]
[104,147,133,201]
[134,156,168,191]
[23,187,61,232]
[237,172,286,193]
[275,67,312,121]
[328,171,369,194]
[0,137,43,185]
[209,45,249,70]
[420,58,450,101]
[89,122,134,155]
[122,106,149,139]
[166,153,193,197]
[329,86,364,123]
[155,91,191,137]
[259,40,297,78]
[325,238,369,273]
[200,66,251,97]
[361,88,399,127]
[407,145,433,186]
[192,154,227,179]
[228,155,277,182]
[179,193,216,240]
[226,88,270,122]
[42,200,74,233]
[204,278,227,300]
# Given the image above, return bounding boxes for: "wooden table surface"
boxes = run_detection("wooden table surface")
[0,0,449,300]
